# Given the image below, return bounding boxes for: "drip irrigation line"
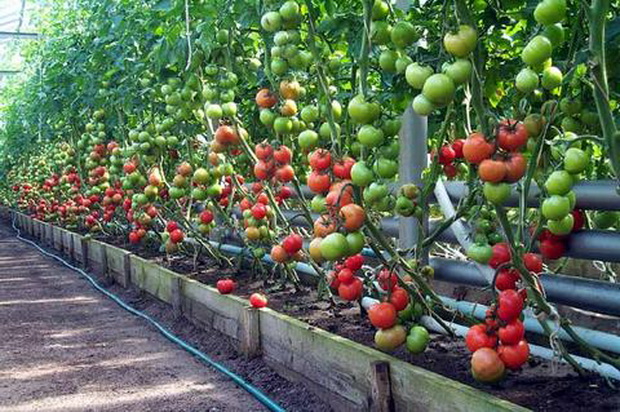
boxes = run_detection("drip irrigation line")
[9,216,286,412]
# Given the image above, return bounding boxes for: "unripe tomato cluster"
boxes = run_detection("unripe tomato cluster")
[408,25,477,116]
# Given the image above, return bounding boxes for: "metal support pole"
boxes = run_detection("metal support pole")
[398,106,428,259]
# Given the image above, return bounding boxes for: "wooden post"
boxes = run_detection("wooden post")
[239,307,261,358]
[101,246,114,284]
[122,253,131,288]
[170,276,182,318]
[369,361,394,412]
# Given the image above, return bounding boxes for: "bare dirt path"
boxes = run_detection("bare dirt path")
[0,225,267,412]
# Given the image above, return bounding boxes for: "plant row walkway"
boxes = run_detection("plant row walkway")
[0,224,265,412]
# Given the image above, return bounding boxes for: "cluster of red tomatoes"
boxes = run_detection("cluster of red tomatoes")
[253,142,295,183]
[465,245,543,382]
[535,209,584,260]
[270,233,303,263]
[327,254,365,301]
[437,138,465,178]
[464,120,528,187]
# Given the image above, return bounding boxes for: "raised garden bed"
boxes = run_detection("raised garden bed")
[10,210,620,411]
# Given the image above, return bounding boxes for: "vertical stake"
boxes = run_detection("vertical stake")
[398,106,429,262]
[81,238,89,269]
[369,361,394,412]
[239,307,261,358]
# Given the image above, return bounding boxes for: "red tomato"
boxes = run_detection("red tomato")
[338,277,363,301]
[523,253,543,273]
[275,165,295,182]
[308,171,332,193]
[339,203,366,232]
[504,153,527,183]
[282,233,303,254]
[309,149,332,171]
[389,287,410,311]
[571,209,585,232]
[498,319,525,345]
[216,279,236,294]
[495,268,519,291]
[249,293,269,308]
[489,242,512,269]
[255,143,274,160]
[465,324,498,352]
[497,289,524,322]
[251,203,267,219]
[274,145,292,164]
[345,254,364,271]
[496,120,529,152]
[438,145,456,165]
[200,209,214,224]
[166,220,179,233]
[539,239,565,260]
[377,268,398,291]
[463,132,495,164]
[443,164,458,178]
[368,302,397,329]
[452,139,465,158]
[498,340,530,370]
[337,268,354,283]
[471,348,505,383]
[169,229,184,244]
[333,157,355,179]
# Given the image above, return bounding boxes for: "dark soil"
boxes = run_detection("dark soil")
[151,249,619,412]
[16,222,620,412]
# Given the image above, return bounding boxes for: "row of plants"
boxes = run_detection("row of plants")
[1,0,619,385]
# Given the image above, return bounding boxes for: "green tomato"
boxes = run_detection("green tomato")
[273,117,293,134]
[541,66,563,90]
[320,233,349,261]
[395,55,413,74]
[548,213,574,235]
[261,11,282,32]
[559,97,583,116]
[467,243,493,264]
[390,21,418,49]
[373,158,398,179]
[379,49,399,73]
[310,195,327,213]
[298,129,319,150]
[542,195,571,220]
[483,182,511,205]
[412,94,435,116]
[371,0,389,20]
[534,0,566,25]
[357,125,385,148]
[406,326,430,354]
[300,105,319,123]
[351,162,375,186]
[521,36,553,67]
[363,182,389,204]
[444,59,472,85]
[561,117,582,133]
[371,21,392,45]
[405,63,433,89]
[516,68,539,94]
[443,25,478,57]
[543,23,565,47]
[375,325,407,352]
[564,148,589,174]
[205,104,223,119]
[422,74,455,107]
[545,170,573,195]
[395,196,415,216]
[346,231,366,255]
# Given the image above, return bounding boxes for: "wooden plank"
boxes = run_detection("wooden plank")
[181,278,245,340]
[170,275,182,317]
[122,253,131,288]
[129,255,173,303]
[239,307,261,358]
[370,361,393,412]
[87,240,106,273]
[103,244,130,286]
[81,238,90,269]
[53,226,63,251]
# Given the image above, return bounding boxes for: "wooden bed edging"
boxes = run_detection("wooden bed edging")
[9,210,529,412]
